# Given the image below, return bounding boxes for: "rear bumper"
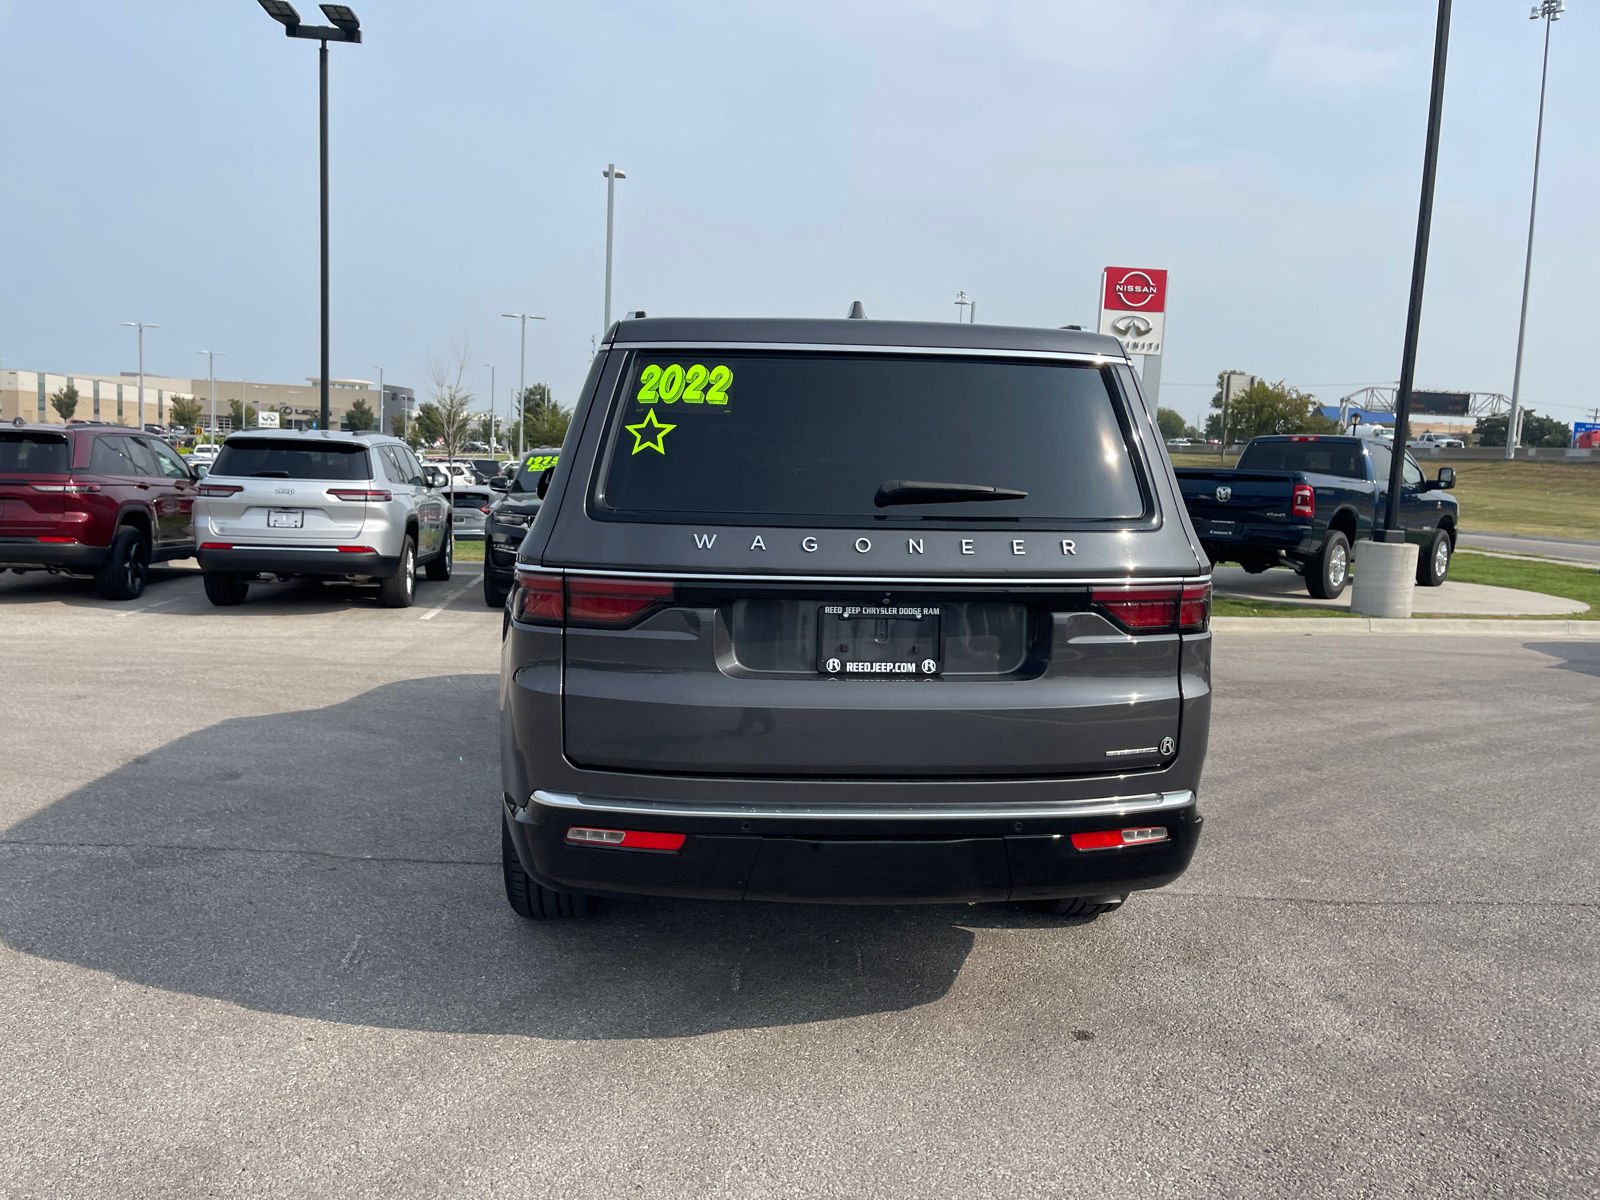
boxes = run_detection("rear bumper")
[506,788,1201,905]
[0,539,108,571]
[196,546,400,578]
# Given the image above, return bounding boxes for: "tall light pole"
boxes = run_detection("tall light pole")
[196,350,225,443]
[483,363,496,455]
[1506,0,1565,460]
[502,312,545,459]
[602,164,626,333]
[373,365,384,435]
[120,322,158,430]
[258,2,362,433]
[954,291,970,322]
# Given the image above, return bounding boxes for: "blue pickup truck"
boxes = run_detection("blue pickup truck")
[1174,435,1459,599]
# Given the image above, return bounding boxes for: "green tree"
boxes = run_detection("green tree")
[517,382,571,449]
[410,402,444,448]
[344,397,376,431]
[1156,408,1199,441]
[1207,378,1336,443]
[1474,410,1569,448]
[227,398,259,429]
[49,382,80,422]
[169,396,203,429]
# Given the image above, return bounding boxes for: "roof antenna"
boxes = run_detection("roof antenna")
[846,300,867,319]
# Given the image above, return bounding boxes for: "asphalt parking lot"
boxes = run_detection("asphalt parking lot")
[2,562,1597,1198]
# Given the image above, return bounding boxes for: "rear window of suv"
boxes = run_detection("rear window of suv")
[0,431,69,474]
[1236,439,1365,479]
[211,437,371,480]
[593,352,1148,523]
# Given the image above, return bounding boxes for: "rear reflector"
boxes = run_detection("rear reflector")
[1292,483,1315,519]
[512,569,564,623]
[199,542,234,550]
[198,484,244,498]
[336,545,376,553]
[37,536,78,543]
[566,827,686,852]
[567,576,675,626]
[327,488,392,502]
[1070,827,1170,851]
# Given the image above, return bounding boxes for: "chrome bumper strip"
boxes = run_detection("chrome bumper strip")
[524,788,1195,823]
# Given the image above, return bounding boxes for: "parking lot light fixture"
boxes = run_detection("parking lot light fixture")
[1506,0,1565,460]
[501,312,546,459]
[120,322,159,430]
[256,0,362,434]
[602,165,626,334]
[196,350,225,443]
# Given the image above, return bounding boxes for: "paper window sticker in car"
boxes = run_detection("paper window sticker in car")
[625,409,676,455]
[636,363,732,406]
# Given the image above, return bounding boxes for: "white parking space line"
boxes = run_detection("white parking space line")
[119,599,177,617]
[419,574,483,620]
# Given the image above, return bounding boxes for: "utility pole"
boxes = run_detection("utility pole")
[196,350,225,443]
[373,365,384,435]
[1506,0,1565,460]
[121,322,158,429]
[484,363,496,455]
[602,164,626,333]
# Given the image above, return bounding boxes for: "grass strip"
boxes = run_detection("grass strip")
[1445,551,1599,620]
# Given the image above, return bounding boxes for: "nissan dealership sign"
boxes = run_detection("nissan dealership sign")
[1099,266,1167,355]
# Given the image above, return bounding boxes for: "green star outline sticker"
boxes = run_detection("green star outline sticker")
[625,408,676,455]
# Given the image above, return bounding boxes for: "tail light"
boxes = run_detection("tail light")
[198,483,244,498]
[1179,582,1211,632]
[479,505,494,515]
[512,569,564,624]
[1093,583,1211,634]
[567,576,675,626]
[327,488,392,502]
[32,482,100,494]
[1292,483,1314,519]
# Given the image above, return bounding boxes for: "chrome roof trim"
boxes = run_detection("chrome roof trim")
[527,789,1195,823]
[513,566,1211,587]
[605,341,1126,364]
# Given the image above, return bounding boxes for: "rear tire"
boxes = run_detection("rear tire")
[484,570,509,608]
[379,537,416,608]
[502,816,594,919]
[1306,530,1351,600]
[425,531,453,581]
[1023,896,1124,918]
[202,571,249,606]
[1417,527,1452,587]
[94,525,149,601]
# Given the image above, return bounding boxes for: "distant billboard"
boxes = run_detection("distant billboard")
[1098,267,1167,356]
[1410,390,1471,416]
[1575,422,1600,450]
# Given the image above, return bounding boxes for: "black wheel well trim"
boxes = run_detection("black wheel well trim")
[115,505,154,538]
[1326,506,1359,538]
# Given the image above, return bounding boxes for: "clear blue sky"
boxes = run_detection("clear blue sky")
[2,1,1594,429]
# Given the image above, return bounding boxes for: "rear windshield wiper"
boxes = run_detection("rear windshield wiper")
[874,480,1028,508]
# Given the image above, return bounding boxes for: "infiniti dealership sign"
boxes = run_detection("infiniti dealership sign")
[1099,266,1167,355]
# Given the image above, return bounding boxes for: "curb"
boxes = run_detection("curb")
[1211,617,1600,636]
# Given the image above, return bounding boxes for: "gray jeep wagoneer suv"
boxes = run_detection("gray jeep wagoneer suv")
[500,317,1212,919]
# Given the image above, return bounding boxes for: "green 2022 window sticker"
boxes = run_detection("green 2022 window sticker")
[635,363,732,405]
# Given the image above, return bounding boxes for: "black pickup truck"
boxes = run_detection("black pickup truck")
[1175,435,1458,599]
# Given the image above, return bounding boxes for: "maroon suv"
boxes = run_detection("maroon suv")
[0,422,198,600]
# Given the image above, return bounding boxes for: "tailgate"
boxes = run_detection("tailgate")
[0,432,71,536]
[1178,471,1298,527]
[562,580,1186,778]
[199,478,369,543]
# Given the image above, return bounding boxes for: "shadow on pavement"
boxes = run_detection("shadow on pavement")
[1524,641,1600,680]
[0,674,990,1039]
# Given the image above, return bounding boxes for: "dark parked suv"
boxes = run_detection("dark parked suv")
[499,318,1212,920]
[1,421,198,600]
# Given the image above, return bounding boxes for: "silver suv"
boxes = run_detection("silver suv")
[194,430,452,607]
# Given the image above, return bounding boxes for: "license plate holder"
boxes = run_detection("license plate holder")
[268,509,304,529]
[1206,519,1236,536]
[817,604,941,678]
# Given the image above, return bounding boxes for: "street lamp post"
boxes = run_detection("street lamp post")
[196,350,225,443]
[484,363,496,455]
[602,164,626,334]
[954,291,970,322]
[257,2,362,433]
[120,322,158,430]
[373,365,383,435]
[501,312,546,460]
[1506,0,1565,460]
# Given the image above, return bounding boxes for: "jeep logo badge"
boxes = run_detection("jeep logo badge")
[1215,486,1232,503]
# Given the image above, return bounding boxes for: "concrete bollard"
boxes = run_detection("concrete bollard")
[1351,540,1420,618]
